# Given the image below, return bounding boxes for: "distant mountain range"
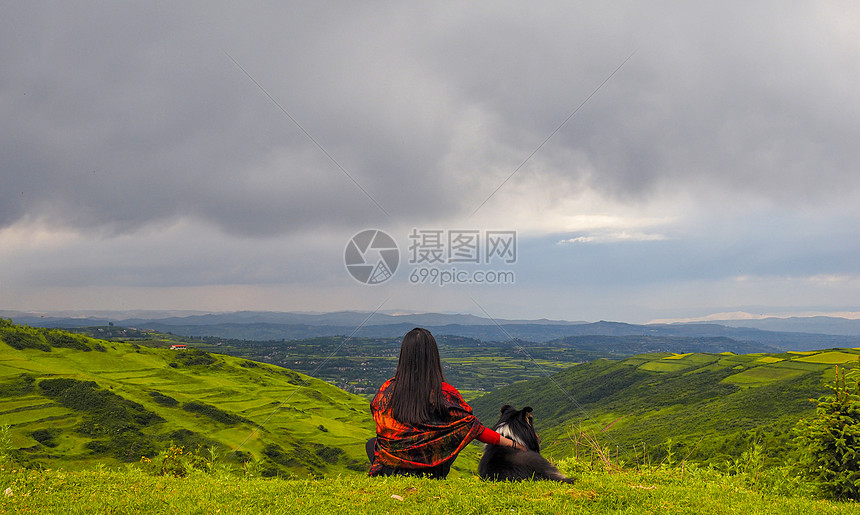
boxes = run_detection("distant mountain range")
[0,309,583,329]
[4,310,860,351]
[694,316,860,336]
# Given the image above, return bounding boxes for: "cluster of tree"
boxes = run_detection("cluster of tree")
[0,320,105,352]
[795,364,860,500]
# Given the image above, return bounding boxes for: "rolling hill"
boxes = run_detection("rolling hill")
[470,348,855,467]
[57,328,780,397]
[0,319,378,477]
[5,315,858,481]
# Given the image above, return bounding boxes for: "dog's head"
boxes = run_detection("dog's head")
[492,405,541,452]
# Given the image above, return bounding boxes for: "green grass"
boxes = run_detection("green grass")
[717,354,760,367]
[793,352,860,364]
[471,348,850,468]
[722,367,806,386]
[638,361,690,373]
[756,356,784,364]
[0,321,375,475]
[1,463,858,514]
[662,353,693,360]
[770,360,828,371]
[6,317,860,495]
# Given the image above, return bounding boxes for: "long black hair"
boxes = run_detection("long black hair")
[389,327,446,425]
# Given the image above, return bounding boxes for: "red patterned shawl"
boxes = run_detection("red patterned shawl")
[369,378,485,475]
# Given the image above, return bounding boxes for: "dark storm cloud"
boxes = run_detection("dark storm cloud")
[414,2,860,204]
[2,2,859,238]
[0,3,467,236]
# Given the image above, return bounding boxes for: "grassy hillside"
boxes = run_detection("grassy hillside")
[191,334,777,396]
[63,326,781,398]
[2,461,858,514]
[0,320,379,476]
[62,329,579,397]
[471,349,855,466]
[7,316,857,481]
[5,319,860,510]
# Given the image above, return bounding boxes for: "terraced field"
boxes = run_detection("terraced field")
[472,347,856,466]
[5,317,859,478]
[794,351,860,364]
[0,321,377,476]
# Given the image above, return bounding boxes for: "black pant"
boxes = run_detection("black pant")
[366,437,453,479]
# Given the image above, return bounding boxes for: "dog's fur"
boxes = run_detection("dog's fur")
[478,405,574,483]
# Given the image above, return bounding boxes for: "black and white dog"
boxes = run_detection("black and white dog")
[478,405,574,483]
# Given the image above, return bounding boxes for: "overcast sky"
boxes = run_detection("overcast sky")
[2,1,860,323]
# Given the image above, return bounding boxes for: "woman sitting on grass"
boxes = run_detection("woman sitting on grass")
[367,327,524,478]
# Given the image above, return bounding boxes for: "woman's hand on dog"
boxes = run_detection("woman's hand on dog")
[503,437,526,451]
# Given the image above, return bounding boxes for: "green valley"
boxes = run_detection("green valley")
[6,318,860,506]
[471,349,854,468]
[62,325,784,398]
[0,320,377,477]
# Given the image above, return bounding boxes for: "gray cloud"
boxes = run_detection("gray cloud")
[3,2,860,321]
[418,2,860,204]
[4,2,859,238]
[1,3,467,235]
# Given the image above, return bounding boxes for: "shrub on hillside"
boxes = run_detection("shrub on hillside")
[280,369,307,386]
[31,428,61,448]
[38,378,93,399]
[42,330,92,351]
[40,379,162,426]
[314,444,344,464]
[261,443,291,465]
[38,378,165,461]
[149,390,179,407]
[167,429,222,452]
[794,364,860,500]
[0,374,36,397]
[111,432,160,462]
[1,327,51,351]
[182,401,245,425]
[175,349,217,367]
[261,442,326,475]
